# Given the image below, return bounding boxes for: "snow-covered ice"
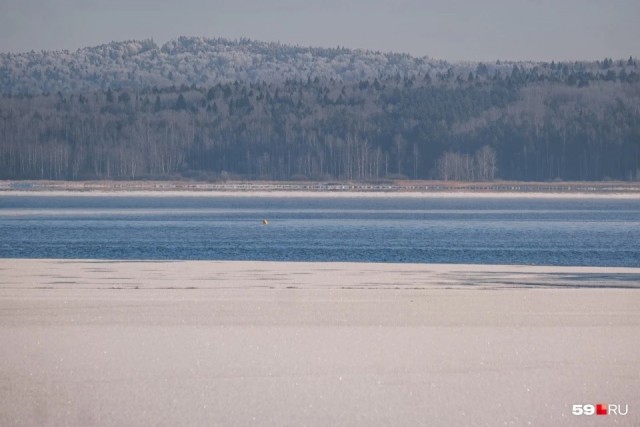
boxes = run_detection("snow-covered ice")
[1,260,638,426]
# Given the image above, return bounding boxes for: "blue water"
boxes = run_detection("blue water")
[0,195,639,266]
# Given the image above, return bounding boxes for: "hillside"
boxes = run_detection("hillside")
[0,37,454,95]
[0,38,639,182]
[2,36,636,96]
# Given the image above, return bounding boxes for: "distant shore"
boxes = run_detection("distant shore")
[2,179,640,198]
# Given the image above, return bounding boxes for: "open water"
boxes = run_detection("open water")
[0,195,639,266]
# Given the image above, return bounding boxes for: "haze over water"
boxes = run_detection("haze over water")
[1,195,639,267]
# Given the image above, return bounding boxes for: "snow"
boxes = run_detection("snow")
[2,190,640,199]
[0,37,456,94]
[1,259,639,426]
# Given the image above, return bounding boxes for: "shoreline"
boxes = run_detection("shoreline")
[2,179,640,198]
[3,259,640,289]
[3,190,640,199]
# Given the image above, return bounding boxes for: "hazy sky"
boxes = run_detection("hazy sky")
[1,0,638,61]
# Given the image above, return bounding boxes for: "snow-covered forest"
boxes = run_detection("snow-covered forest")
[0,37,455,94]
[1,37,639,181]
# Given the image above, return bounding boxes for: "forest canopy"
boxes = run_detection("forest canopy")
[1,38,639,181]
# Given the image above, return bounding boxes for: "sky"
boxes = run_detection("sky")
[0,0,638,61]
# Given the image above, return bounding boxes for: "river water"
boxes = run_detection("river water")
[1,195,638,266]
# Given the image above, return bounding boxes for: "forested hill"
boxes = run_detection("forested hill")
[0,37,639,182]
[0,37,452,95]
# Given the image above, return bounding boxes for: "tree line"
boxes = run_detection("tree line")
[1,68,639,181]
